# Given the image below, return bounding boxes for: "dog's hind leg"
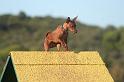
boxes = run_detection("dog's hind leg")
[44,39,49,51]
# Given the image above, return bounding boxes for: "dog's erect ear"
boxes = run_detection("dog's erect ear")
[72,16,78,22]
[66,17,70,23]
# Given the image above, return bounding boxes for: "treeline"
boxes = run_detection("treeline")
[0,12,124,82]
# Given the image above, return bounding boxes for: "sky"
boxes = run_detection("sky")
[0,0,124,27]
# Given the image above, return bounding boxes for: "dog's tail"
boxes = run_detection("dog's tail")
[45,31,50,37]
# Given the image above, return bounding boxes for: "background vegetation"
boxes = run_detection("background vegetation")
[0,12,124,82]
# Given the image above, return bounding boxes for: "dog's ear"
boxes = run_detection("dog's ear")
[66,17,70,23]
[72,16,78,23]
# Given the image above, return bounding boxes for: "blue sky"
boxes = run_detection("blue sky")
[0,0,124,27]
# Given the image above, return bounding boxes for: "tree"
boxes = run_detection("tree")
[18,11,27,19]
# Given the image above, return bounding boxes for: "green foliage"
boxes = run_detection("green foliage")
[102,30,120,51]
[18,11,27,19]
[0,12,124,82]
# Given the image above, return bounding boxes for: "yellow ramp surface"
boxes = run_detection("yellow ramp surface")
[10,51,114,82]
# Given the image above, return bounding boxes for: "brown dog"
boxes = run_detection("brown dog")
[44,16,78,51]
